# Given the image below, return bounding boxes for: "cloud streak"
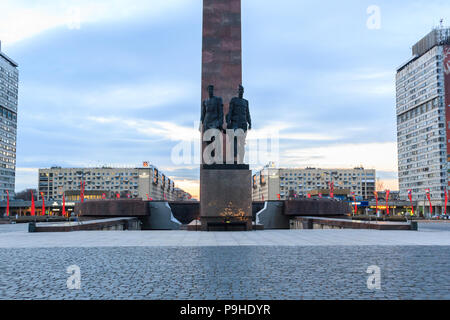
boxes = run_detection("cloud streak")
[0,0,193,45]
[9,0,449,192]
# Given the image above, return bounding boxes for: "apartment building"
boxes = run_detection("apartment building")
[252,163,375,201]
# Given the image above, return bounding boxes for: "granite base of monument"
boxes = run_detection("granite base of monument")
[200,165,252,231]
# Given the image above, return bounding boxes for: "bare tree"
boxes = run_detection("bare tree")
[15,189,38,201]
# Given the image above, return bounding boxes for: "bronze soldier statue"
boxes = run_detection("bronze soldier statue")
[200,85,224,163]
[200,85,224,132]
[226,85,251,164]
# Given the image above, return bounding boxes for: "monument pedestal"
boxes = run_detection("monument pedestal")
[200,164,252,231]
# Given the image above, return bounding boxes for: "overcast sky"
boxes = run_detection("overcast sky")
[1,0,450,198]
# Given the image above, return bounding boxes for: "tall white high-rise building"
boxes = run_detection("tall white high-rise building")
[396,27,450,213]
[0,41,18,201]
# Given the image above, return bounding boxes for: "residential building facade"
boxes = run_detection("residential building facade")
[38,163,191,202]
[396,27,450,213]
[252,163,376,201]
[0,41,18,201]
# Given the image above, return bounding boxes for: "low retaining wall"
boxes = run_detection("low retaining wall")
[29,217,141,232]
[75,200,149,217]
[284,200,350,217]
[291,217,418,231]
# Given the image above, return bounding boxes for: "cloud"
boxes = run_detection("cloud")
[282,142,398,172]
[86,116,341,144]
[0,0,192,45]
[14,0,446,193]
[82,81,196,110]
[170,178,199,199]
[247,122,340,141]
[15,167,38,192]
[377,179,399,191]
[87,116,200,142]
[22,80,196,112]
[319,69,395,97]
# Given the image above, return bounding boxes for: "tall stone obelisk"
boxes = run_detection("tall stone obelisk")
[200,0,252,231]
[201,0,242,116]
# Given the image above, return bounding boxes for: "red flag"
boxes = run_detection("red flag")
[40,192,45,216]
[146,193,150,201]
[425,189,432,215]
[445,189,448,216]
[329,182,334,199]
[307,193,311,199]
[6,190,9,217]
[116,193,120,199]
[374,191,378,215]
[30,190,35,216]
[408,189,414,215]
[277,194,281,200]
[319,193,322,198]
[102,193,106,200]
[62,193,66,217]
[385,189,390,216]
[80,181,84,203]
[352,192,357,214]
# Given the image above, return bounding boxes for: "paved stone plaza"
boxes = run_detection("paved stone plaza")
[0,223,449,299]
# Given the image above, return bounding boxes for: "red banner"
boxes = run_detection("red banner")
[319,193,322,198]
[62,194,66,217]
[445,189,448,216]
[80,181,84,203]
[30,190,35,216]
[425,189,432,215]
[277,194,281,200]
[385,190,390,216]
[407,189,414,215]
[102,193,106,200]
[40,192,45,216]
[6,190,9,217]
[307,193,311,199]
[329,182,334,198]
[116,193,120,199]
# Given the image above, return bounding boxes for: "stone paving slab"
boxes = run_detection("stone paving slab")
[0,223,449,248]
[0,246,449,300]
[0,223,449,300]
